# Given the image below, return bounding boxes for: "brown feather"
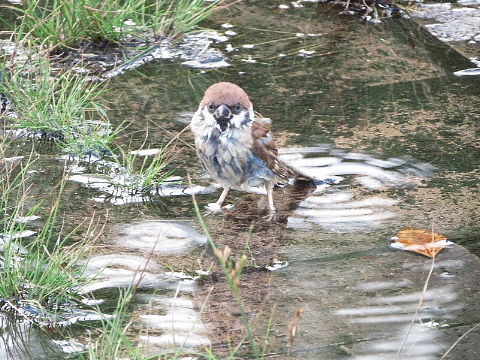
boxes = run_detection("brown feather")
[201,82,252,108]
[252,115,312,183]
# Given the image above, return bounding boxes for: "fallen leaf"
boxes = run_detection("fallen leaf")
[390,228,452,258]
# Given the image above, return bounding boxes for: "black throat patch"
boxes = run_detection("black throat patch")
[217,118,229,132]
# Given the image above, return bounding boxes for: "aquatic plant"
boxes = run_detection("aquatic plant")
[82,287,143,360]
[3,0,219,51]
[0,158,98,325]
[109,146,173,196]
[0,54,114,156]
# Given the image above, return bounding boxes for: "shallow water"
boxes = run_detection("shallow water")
[2,0,480,359]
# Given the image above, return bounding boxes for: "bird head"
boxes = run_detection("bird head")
[199,82,254,132]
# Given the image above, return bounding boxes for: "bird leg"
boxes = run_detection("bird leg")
[206,187,230,213]
[216,187,230,207]
[264,183,276,222]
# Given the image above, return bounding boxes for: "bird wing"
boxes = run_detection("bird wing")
[251,115,305,182]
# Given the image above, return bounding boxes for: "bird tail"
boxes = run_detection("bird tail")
[274,158,315,184]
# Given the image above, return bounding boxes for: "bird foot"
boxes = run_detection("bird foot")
[205,202,223,213]
[204,203,234,216]
[263,209,277,222]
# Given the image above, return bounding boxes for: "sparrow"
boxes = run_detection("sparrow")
[190,82,313,221]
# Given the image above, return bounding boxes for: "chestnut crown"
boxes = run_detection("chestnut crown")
[201,82,252,110]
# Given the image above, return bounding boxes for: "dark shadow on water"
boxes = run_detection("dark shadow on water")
[195,179,316,356]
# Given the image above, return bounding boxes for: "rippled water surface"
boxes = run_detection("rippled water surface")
[2,0,480,359]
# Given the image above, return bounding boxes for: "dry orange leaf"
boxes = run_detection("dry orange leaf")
[391,229,452,258]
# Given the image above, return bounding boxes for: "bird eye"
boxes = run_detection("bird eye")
[232,103,242,114]
[207,102,215,113]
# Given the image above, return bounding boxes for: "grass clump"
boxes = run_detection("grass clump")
[0,54,114,156]
[82,288,143,360]
[0,53,175,195]
[0,218,93,321]
[107,147,173,196]
[4,0,218,51]
[0,156,96,325]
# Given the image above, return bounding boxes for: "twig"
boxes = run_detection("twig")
[170,281,181,347]
[440,324,480,359]
[395,222,437,359]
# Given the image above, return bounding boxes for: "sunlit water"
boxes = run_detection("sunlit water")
[69,144,434,232]
[1,0,480,359]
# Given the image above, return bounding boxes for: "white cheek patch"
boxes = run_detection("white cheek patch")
[191,109,216,138]
[230,114,244,128]
[202,109,217,127]
[230,109,254,129]
[192,107,254,135]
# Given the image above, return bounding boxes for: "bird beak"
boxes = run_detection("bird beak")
[214,104,232,132]
[214,104,232,121]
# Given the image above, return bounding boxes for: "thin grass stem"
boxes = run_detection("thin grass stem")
[189,179,260,358]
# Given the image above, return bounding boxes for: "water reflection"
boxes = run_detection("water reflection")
[67,144,434,233]
[78,221,211,356]
[280,146,434,231]
[113,220,207,253]
[138,295,211,354]
[274,240,480,359]
[0,317,67,360]
[331,244,480,359]
[68,166,215,205]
